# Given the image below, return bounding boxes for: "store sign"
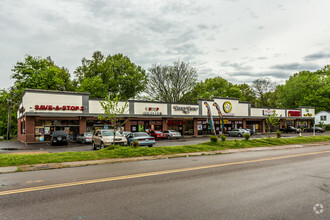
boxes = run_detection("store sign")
[263,109,275,116]
[143,107,162,115]
[35,105,85,111]
[223,101,232,113]
[303,113,313,117]
[173,106,198,114]
[223,113,235,116]
[288,111,301,117]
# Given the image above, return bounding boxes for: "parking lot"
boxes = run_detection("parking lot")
[0,131,329,154]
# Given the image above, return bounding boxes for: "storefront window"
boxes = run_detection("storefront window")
[167,120,193,135]
[34,120,80,142]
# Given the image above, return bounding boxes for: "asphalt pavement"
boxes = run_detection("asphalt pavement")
[0,131,329,154]
[0,143,329,219]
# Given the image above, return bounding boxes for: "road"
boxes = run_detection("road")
[1,143,330,219]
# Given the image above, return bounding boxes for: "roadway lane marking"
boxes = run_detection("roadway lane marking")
[1,149,330,196]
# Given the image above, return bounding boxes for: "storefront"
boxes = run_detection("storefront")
[17,89,316,143]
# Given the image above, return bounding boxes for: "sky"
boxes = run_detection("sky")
[1,0,330,89]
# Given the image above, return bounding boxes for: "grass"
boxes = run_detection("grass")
[0,135,329,167]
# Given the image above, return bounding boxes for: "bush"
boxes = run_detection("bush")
[209,135,219,143]
[276,130,281,138]
[325,125,330,131]
[220,134,226,142]
[132,140,139,148]
[244,133,250,141]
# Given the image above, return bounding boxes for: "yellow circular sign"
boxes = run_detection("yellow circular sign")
[223,101,232,113]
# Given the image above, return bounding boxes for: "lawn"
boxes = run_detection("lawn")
[0,135,329,167]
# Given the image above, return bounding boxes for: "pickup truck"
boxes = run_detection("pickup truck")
[280,126,301,133]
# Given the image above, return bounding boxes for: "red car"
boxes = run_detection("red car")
[149,130,167,139]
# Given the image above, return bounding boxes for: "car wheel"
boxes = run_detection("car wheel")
[238,133,242,137]
[148,145,153,147]
[82,140,85,144]
[167,136,171,140]
[51,141,55,146]
[92,142,97,150]
[100,142,105,149]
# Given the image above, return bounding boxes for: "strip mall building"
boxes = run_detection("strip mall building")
[17,89,315,143]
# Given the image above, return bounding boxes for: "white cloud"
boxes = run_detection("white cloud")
[1,0,330,89]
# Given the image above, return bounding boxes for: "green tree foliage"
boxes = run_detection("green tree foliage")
[236,83,257,105]
[0,89,18,137]
[277,66,330,112]
[183,77,243,103]
[11,55,74,92]
[147,61,198,103]
[266,111,281,137]
[79,76,108,99]
[98,95,128,145]
[76,51,147,99]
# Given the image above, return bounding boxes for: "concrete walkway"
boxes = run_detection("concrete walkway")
[1,141,329,174]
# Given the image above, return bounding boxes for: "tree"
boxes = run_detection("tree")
[147,61,197,103]
[0,88,18,138]
[252,78,276,107]
[75,51,147,99]
[11,55,74,92]
[236,83,257,105]
[182,77,242,103]
[78,76,108,98]
[265,111,281,137]
[277,67,330,112]
[98,95,128,146]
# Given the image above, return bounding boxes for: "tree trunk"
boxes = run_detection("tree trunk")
[7,87,13,140]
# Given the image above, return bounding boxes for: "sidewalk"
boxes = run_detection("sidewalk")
[1,141,329,174]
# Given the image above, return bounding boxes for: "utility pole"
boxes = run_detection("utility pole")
[6,87,14,140]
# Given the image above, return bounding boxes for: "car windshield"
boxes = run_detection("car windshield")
[134,132,148,137]
[102,131,121,136]
[155,131,162,133]
[85,133,93,136]
[169,130,177,132]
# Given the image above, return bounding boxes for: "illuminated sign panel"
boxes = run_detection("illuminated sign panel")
[288,111,301,117]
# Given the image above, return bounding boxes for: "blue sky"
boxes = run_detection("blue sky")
[1,0,330,89]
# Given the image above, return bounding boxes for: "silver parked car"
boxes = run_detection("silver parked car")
[126,132,156,147]
[227,129,248,137]
[76,132,93,144]
[163,130,182,139]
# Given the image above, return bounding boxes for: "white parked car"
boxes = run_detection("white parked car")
[92,129,127,150]
[163,130,182,139]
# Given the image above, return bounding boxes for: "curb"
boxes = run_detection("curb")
[1,141,329,174]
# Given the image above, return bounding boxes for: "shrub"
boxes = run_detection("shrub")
[132,140,139,148]
[325,125,330,131]
[276,130,281,138]
[244,133,250,141]
[220,134,226,142]
[209,135,219,143]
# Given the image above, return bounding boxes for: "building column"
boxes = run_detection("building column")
[294,120,298,128]
[307,120,311,128]
[243,119,246,129]
[262,119,266,133]
[26,116,35,143]
[79,117,87,134]
[125,119,131,131]
[162,118,168,131]
[194,119,198,136]
[280,119,283,129]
